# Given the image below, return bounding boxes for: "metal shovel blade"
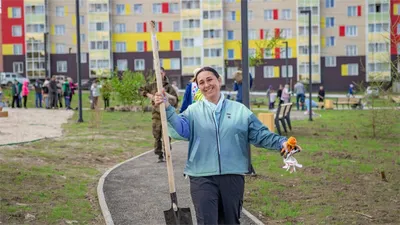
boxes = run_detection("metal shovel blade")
[164,207,193,225]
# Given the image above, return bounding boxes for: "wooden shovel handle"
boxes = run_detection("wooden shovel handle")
[149,21,176,194]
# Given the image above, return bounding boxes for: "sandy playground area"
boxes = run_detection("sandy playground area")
[0,108,73,145]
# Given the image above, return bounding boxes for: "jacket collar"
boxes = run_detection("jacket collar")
[203,93,225,113]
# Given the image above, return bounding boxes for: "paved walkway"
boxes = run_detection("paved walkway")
[99,141,262,225]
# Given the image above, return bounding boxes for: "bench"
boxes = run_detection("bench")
[274,103,293,135]
[317,102,324,109]
[334,97,363,109]
[251,99,266,108]
[392,96,400,104]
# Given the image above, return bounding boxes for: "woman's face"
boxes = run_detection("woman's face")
[197,71,221,100]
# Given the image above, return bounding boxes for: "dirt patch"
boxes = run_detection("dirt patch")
[0,108,73,145]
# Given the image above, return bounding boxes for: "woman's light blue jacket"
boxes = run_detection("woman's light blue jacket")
[166,94,287,177]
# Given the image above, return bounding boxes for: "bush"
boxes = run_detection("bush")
[111,70,146,108]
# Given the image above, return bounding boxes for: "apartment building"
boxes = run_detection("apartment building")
[1,0,399,91]
[0,1,3,72]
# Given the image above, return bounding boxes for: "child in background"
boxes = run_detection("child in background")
[22,80,30,109]
[90,80,101,109]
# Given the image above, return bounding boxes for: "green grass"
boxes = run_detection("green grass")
[245,109,400,224]
[0,110,154,224]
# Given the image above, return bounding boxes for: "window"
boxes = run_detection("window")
[170,58,180,70]
[280,28,292,38]
[346,25,357,36]
[56,44,65,53]
[10,7,21,18]
[135,59,145,71]
[153,3,161,14]
[204,10,222,19]
[136,23,144,32]
[264,48,273,59]
[169,3,179,13]
[326,17,334,28]
[81,53,87,63]
[172,40,180,51]
[80,16,85,25]
[264,9,273,20]
[368,3,389,13]
[227,30,234,40]
[228,49,234,59]
[55,25,65,35]
[299,45,319,55]
[263,29,273,39]
[204,29,222,38]
[368,23,389,33]
[281,65,293,78]
[13,44,23,55]
[398,43,400,55]
[327,36,335,47]
[183,57,201,66]
[173,21,180,32]
[116,4,125,15]
[97,60,109,69]
[115,24,126,33]
[368,63,390,72]
[325,56,336,67]
[299,63,319,74]
[263,66,275,78]
[347,6,357,16]
[248,10,254,20]
[348,63,358,76]
[134,4,143,14]
[116,42,126,52]
[90,41,109,50]
[280,47,292,58]
[204,48,222,57]
[368,43,390,52]
[89,3,108,13]
[137,41,145,52]
[56,6,64,17]
[395,4,400,15]
[281,9,291,20]
[117,59,128,71]
[25,5,44,14]
[89,22,109,31]
[298,6,318,15]
[80,34,86,43]
[228,11,236,21]
[248,29,257,40]
[12,26,22,37]
[182,19,200,28]
[346,45,358,56]
[299,26,319,36]
[13,62,24,73]
[227,67,237,79]
[57,61,67,72]
[183,38,194,47]
[326,0,334,8]
[182,0,200,9]
[398,24,400,35]
[27,24,45,33]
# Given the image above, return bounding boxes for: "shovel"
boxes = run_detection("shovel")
[149,21,193,225]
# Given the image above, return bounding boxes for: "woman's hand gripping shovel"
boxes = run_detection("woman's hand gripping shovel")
[150,21,193,225]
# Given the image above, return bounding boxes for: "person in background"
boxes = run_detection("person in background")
[90,79,101,110]
[68,78,77,108]
[277,84,283,105]
[33,79,43,108]
[348,84,355,98]
[62,79,72,110]
[42,78,50,109]
[11,80,21,108]
[57,81,63,108]
[153,66,302,225]
[233,70,253,104]
[304,98,318,115]
[318,86,325,103]
[171,81,179,96]
[266,85,273,109]
[22,80,30,109]
[49,76,58,109]
[100,78,112,109]
[294,80,306,111]
[180,68,201,113]
[281,84,291,104]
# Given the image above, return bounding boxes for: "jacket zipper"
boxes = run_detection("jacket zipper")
[212,113,222,174]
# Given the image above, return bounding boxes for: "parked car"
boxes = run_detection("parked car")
[0,72,27,87]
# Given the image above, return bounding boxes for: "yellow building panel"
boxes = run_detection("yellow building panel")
[368,52,390,62]
[88,14,109,22]
[112,32,180,52]
[320,17,326,28]
[89,51,111,59]
[274,66,280,78]
[51,25,55,35]
[203,1,222,9]
[72,16,76,26]
[51,44,56,54]
[7,7,12,18]
[321,37,326,47]
[368,32,390,42]
[126,4,131,14]
[312,74,321,83]
[162,59,171,70]
[183,66,198,75]
[394,4,399,15]
[72,34,77,45]
[181,9,201,17]
[26,33,44,41]
[203,19,223,28]
[236,10,241,21]
[2,44,13,55]
[65,6,68,15]
[341,64,348,76]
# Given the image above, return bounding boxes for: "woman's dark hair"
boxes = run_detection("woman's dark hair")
[194,66,220,84]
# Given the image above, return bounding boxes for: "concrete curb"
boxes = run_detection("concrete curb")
[97,142,265,225]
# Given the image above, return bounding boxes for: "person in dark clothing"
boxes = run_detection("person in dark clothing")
[11,80,20,108]
[277,84,283,105]
[34,79,43,108]
[48,76,58,109]
[318,86,325,102]
[42,78,50,109]
[57,82,63,108]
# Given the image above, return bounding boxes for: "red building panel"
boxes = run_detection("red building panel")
[339,26,345,37]
[162,3,169,13]
[259,29,264,39]
[1,0,25,53]
[390,0,400,55]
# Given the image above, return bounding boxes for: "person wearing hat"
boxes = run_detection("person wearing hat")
[180,67,203,113]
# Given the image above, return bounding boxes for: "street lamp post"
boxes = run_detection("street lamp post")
[283,41,289,85]
[75,0,83,123]
[300,10,313,121]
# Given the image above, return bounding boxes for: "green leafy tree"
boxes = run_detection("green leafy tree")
[111,70,146,108]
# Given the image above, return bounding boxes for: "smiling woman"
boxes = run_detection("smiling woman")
[153,66,302,225]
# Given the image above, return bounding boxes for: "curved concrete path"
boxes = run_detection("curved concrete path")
[98,141,263,225]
